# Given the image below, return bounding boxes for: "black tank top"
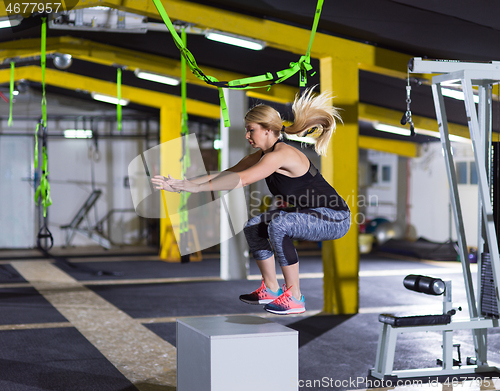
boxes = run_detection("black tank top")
[262,140,349,211]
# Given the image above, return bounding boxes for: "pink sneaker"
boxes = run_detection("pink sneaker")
[264,286,306,315]
[239,280,283,305]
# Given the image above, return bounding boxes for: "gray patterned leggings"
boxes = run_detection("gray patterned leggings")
[243,207,351,266]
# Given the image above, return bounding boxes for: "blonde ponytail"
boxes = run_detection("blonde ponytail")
[284,86,342,156]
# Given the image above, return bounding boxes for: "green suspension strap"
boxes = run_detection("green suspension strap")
[35,124,52,217]
[179,26,191,262]
[300,0,322,94]
[35,17,53,250]
[8,61,14,127]
[117,68,122,131]
[151,0,228,125]
[40,17,47,126]
[150,0,324,126]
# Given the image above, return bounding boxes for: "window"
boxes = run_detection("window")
[382,165,391,182]
[370,164,378,184]
[470,161,478,185]
[456,162,468,184]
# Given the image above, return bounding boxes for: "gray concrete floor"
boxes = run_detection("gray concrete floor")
[0,247,498,390]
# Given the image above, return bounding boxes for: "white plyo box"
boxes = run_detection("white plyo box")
[177,315,298,391]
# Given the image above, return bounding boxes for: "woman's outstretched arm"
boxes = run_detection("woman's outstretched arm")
[164,150,284,193]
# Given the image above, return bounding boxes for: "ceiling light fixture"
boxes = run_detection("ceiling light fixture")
[91,92,129,106]
[374,123,412,136]
[205,31,265,51]
[449,134,471,144]
[64,129,93,138]
[414,128,471,143]
[0,16,22,29]
[134,69,180,86]
[441,87,479,104]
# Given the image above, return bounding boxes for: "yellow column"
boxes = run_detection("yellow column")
[159,102,183,261]
[320,56,360,314]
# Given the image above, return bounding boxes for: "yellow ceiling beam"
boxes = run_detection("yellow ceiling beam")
[0,0,414,79]
[359,135,418,158]
[1,67,467,154]
[0,65,220,117]
[0,36,182,75]
[0,0,420,94]
[0,67,467,152]
[359,103,470,139]
[0,37,299,104]
[88,0,409,68]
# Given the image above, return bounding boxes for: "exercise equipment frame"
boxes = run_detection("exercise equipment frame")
[371,58,500,380]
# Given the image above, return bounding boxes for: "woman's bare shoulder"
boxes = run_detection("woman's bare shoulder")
[274,141,306,159]
[272,142,310,175]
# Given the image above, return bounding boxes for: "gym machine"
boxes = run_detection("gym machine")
[370,58,500,380]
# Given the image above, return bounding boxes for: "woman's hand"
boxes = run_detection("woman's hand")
[151,175,176,192]
[151,175,200,193]
[166,176,201,193]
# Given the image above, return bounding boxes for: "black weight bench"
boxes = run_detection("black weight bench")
[369,274,479,380]
[378,313,451,327]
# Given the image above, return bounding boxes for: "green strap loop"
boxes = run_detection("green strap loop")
[35,145,52,218]
[8,61,14,127]
[117,68,122,131]
[150,0,324,127]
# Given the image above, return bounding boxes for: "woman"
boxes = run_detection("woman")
[151,87,350,315]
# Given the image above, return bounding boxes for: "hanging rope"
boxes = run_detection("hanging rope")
[151,0,323,126]
[8,61,14,127]
[117,68,122,131]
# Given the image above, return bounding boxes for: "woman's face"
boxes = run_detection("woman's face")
[245,122,268,149]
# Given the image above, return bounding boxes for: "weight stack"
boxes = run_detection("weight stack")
[481,252,499,318]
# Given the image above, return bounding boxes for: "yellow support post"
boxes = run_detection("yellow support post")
[321,56,360,314]
[159,102,182,261]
